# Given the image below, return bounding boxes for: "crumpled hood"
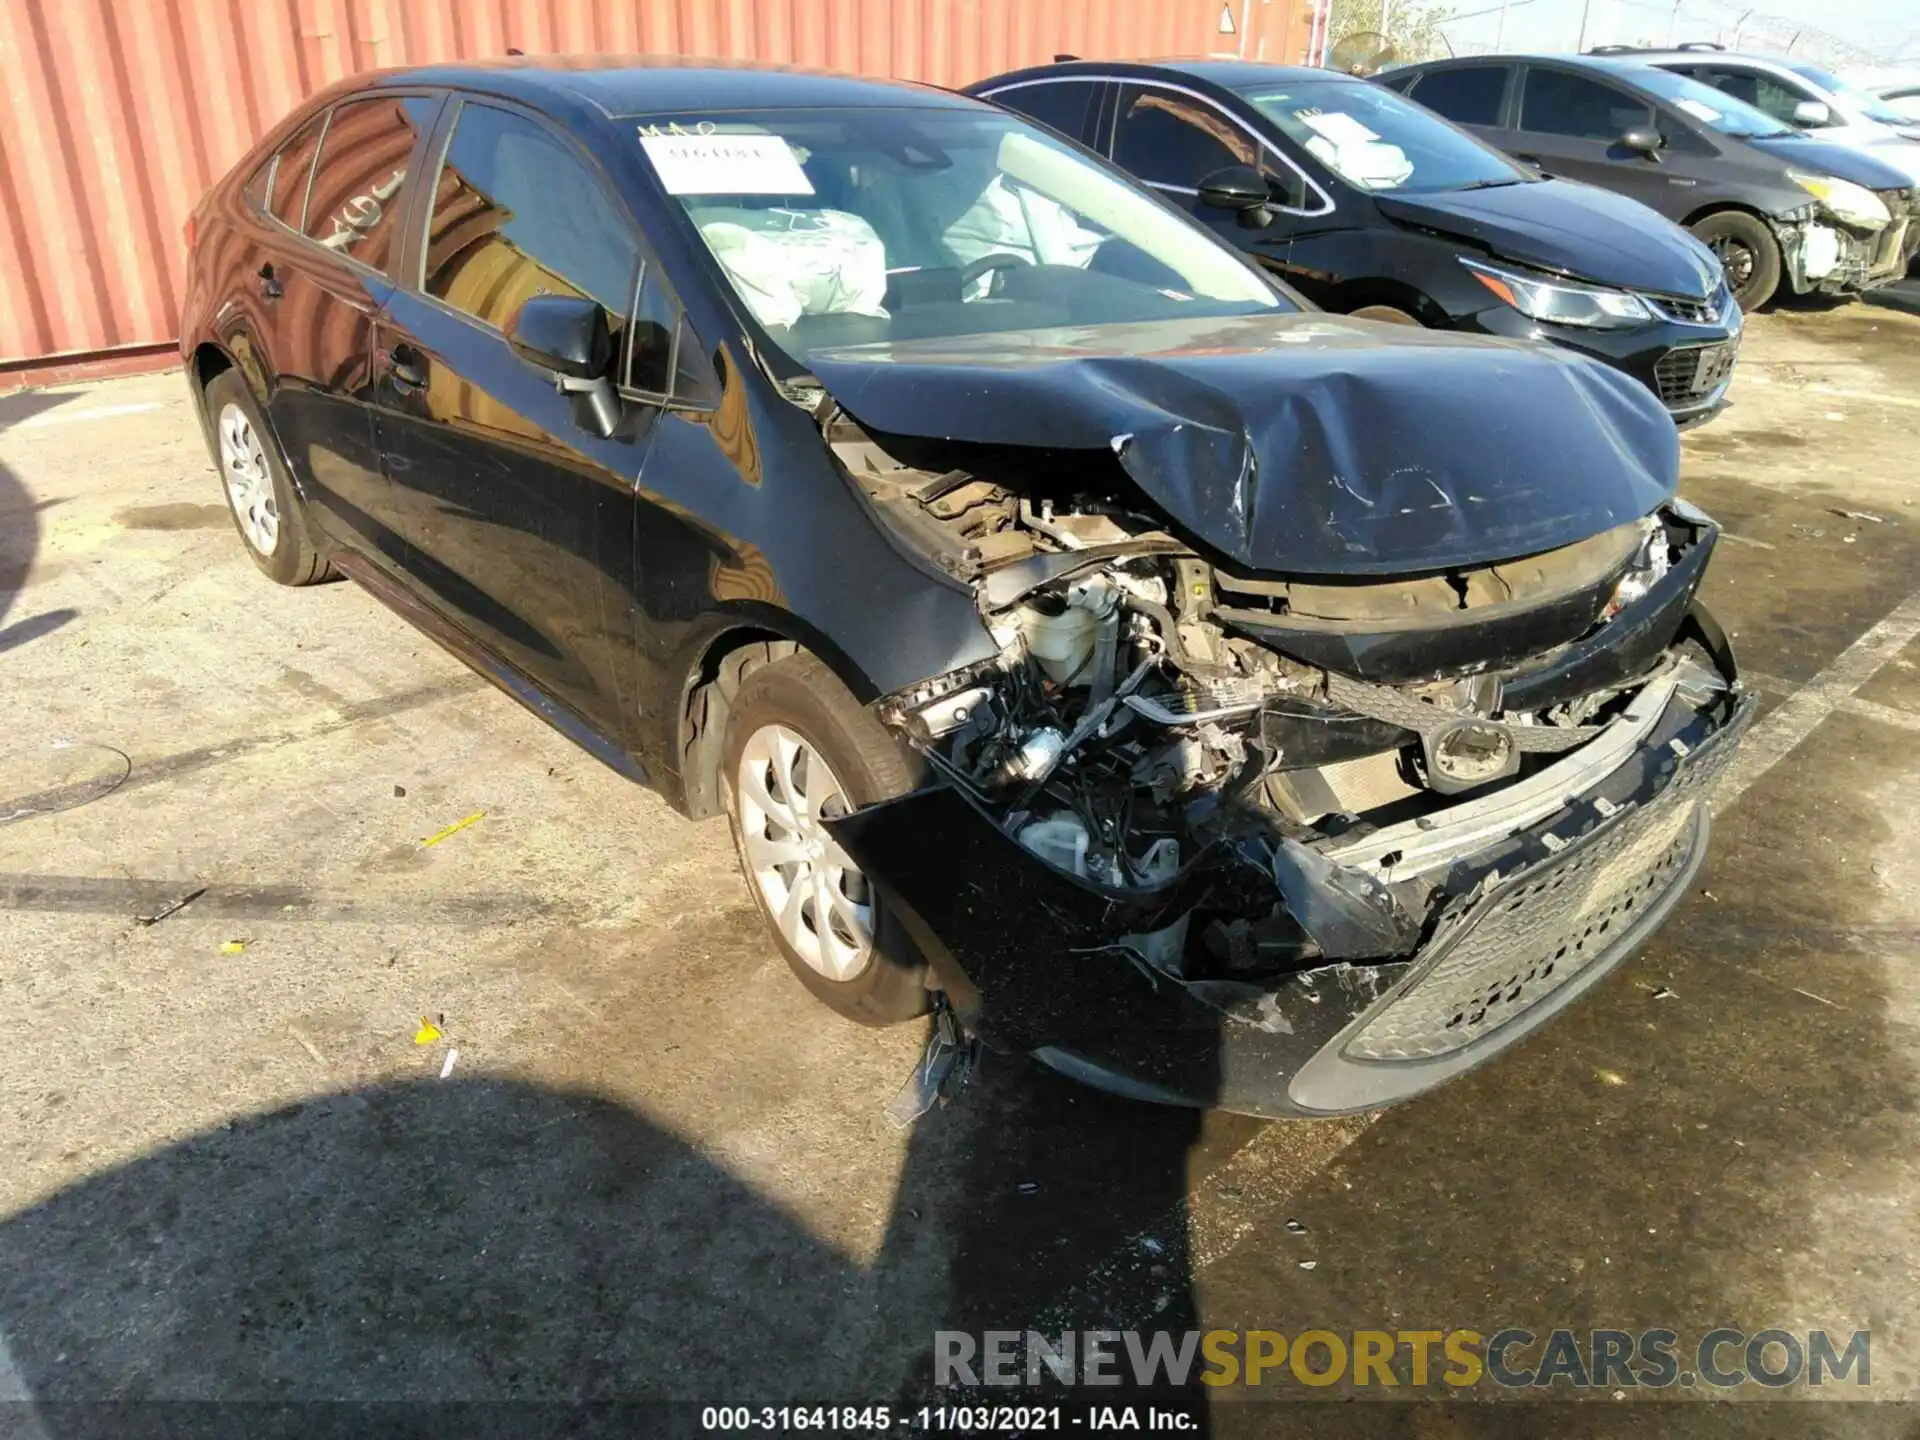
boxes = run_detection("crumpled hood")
[807,312,1678,576]
[1373,179,1721,296]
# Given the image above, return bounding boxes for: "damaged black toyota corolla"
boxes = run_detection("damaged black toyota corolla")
[182,61,1752,1118]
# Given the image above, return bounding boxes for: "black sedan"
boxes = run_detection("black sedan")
[971,59,1742,427]
[181,59,1751,1117]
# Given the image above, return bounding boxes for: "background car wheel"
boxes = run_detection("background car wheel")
[1691,211,1781,311]
[203,369,335,587]
[1349,304,1421,326]
[722,652,929,1026]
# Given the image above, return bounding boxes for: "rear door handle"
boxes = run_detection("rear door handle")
[257,263,283,301]
[382,345,427,392]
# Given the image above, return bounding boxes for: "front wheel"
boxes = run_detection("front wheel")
[722,653,929,1025]
[1691,211,1782,311]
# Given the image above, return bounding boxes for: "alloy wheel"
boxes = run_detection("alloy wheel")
[1710,235,1755,294]
[217,403,280,556]
[736,723,874,981]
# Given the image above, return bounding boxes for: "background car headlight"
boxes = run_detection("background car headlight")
[1461,259,1653,329]
[1787,170,1891,230]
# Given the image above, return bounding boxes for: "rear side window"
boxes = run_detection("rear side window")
[303,95,437,273]
[268,114,327,229]
[1520,69,1653,139]
[1410,66,1509,126]
[990,81,1100,143]
[420,102,640,335]
[1112,84,1260,187]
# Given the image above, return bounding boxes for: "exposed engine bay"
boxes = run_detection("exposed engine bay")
[825,406,1751,1113]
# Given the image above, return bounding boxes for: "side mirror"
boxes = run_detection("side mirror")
[1198,164,1274,226]
[1792,98,1832,127]
[509,294,620,436]
[1619,127,1665,157]
[509,294,612,380]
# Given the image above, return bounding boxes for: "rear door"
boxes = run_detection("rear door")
[1508,66,1681,217]
[368,96,669,743]
[1398,62,1515,145]
[249,95,439,565]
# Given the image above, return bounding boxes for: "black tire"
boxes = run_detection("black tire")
[202,368,335,586]
[1348,303,1421,326]
[722,652,929,1025]
[1691,211,1781,312]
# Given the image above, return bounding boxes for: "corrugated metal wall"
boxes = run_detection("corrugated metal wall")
[0,0,1313,372]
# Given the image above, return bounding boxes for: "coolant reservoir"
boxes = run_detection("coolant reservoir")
[1017,813,1091,878]
[1017,604,1097,685]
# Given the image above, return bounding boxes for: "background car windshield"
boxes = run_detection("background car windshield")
[633,108,1286,362]
[1625,66,1793,137]
[1240,80,1525,192]
[1784,62,1912,125]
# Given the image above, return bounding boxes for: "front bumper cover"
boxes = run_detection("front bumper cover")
[830,676,1755,1118]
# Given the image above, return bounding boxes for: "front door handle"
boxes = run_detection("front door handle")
[382,345,427,392]
[257,263,283,301]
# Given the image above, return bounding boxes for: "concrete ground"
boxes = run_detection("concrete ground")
[2,303,1919,1434]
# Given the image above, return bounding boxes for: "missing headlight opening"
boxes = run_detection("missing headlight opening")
[826,407,1753,1117]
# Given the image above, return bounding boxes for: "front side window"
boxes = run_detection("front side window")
[635,107,1285,366]
[1520,70,1653,140]
[1112,84,1260,187]
[991,81,1100,143]
[422,102,641,342]
[1407,66,1510,127]
[268,113,327,230]
[1240,79,1525,193]
[304,95,437,272]
[1626,66,1792,138]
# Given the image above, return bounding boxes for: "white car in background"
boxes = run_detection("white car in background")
[1602,47,1920,186]
[1851,72,1920,124]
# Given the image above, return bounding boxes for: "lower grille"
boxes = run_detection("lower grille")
[1344,707,1747,1062]
[1654,340,1738,407]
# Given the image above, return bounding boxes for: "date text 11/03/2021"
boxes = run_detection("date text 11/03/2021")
[701,1407,1196,1431]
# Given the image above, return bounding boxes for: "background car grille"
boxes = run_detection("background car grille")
[1653,340,1738,407]
[1343,709,1748,1063]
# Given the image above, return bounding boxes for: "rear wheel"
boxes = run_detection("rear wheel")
[1691,211,1781,311]
[203,368,334,586]
[722,652,929,1025]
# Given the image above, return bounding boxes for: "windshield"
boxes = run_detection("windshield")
[1617,66,1794,138]
[1239,80,1527,192]
[631,108,1287,364]
[1784,62,1912,125]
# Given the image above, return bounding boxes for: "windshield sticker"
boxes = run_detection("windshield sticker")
[640,132,814,195]
[1674,98,1723,122]
[1299,110,1383,146]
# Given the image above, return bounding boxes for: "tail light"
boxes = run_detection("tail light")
[182,215,196,250]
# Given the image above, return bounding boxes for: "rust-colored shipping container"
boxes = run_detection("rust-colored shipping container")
[0,0,1312,378]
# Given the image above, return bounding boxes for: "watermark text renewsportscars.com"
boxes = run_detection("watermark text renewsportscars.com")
[935,1328,1871,1391]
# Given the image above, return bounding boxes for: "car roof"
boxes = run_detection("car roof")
[358,55,981,118]
[979,57,1361,91]
[1598,49,1810,74]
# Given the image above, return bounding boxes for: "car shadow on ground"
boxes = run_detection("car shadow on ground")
[0,461,76,654]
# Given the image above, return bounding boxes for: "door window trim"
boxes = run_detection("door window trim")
[1093,76,1335,217]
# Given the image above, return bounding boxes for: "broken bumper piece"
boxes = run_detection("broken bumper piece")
[830,685,1755,1118]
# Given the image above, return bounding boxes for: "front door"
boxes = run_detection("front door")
[1508,67,1677,216]
[369,98,661,742]
[1103,82,1335,299]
